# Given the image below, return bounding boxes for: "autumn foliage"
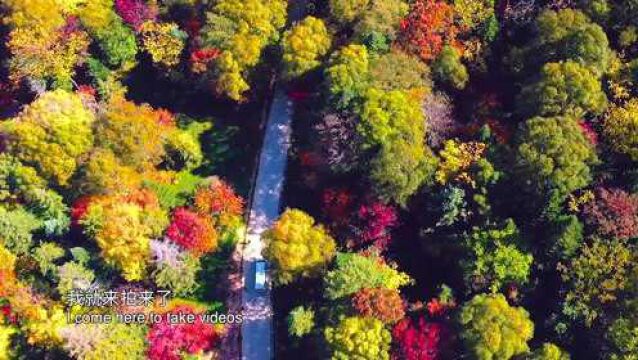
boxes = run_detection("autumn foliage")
[392,317,446,360]
[401,0,461,62]
[147,304,218,360]
[166,207,218,257]
[352,201,399,251]
[352,287,405,324]
[193,178,244,227]
[582,188,638,240]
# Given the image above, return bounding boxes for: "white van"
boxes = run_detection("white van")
[254,260,267,291]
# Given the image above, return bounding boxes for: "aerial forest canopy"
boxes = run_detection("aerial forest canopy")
[0,0,637,360]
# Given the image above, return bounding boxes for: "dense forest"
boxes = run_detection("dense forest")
[0,0,637,359]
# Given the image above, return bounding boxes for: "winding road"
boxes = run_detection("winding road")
[240,87,293,360]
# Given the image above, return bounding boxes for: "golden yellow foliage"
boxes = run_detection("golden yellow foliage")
[96,96,170,170]
[140,21,186,67]
[81,191,168,281]
[264,209,336,284]
[76,0,116,32]
[2,90,95,186]
[8,28,89,88]
[436,140,486,185]
[4,0,65,36]
[282,16,332,78]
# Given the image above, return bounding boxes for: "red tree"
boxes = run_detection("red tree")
[322,188,354,224]
[194,180,244,222]
[400,0,461,62]
[352,288,405,324]
[166,207,218,256]
[582,187,638,240]
[115,0,157,30]
[147,305,218,360]
[579,120,599,145]
[352,201,399,251]
[392,317,446,360]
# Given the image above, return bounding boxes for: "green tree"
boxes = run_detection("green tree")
[432,45,469,90]
[606,316,638,360]
[77,0,138,71]
[325,44,370,109]
[369,49,431,92]
[453,0,496,31]
[459,293,535,360]
[579,0,611,22]
[288,306,315,338]
[548,214,584,260]
[282,17,332,78]
[510,9,611,76]
[32,242,65,277]
[323,252,411,300]
[329,0,370,23]
[369,139,438,206]
[263,209,337,285]
[515,116,598,205]
[604,98,638,161]
[0,207,41,255]
[357,89,424,149]
[324,316,391,360]
[0,154,69,235]
[358,88,435,205]
[559,238,636,326]
[526,343,571,360]
[353,0,409,44]
[463,219,533,293]
[519,61,607,117]
[537,10,609,73]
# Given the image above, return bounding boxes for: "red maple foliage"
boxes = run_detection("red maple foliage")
[1,304,17,325]
[166,207,218,256]
[156,109,176,127]
[582,187,638,240]
[185,18,203,37]
[351,201,399,251]
[190,48,221,73]
[392,317,446,360]
[70,196,97,227]
[321,188,353,223]
[115,0,157,30]
[578,120,598,145]
[147,305,218,360]
[352,288,405,324]
[193,180,244,226]
[400,0,461,62]
[76,85,97,97]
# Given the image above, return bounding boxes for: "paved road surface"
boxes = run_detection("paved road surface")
[241,87,293,360]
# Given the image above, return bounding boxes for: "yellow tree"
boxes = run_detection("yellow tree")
[201,0,287,100]
[324,316,392,360]
[80,190,168,281]
[1,90,95,186]
[282,17,332,78]
[263,209,336,285]
[329,0,371,23]
[604,98,638,161]
[459,294,535,360]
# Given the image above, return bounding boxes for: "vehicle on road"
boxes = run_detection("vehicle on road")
[254,260,267,291]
